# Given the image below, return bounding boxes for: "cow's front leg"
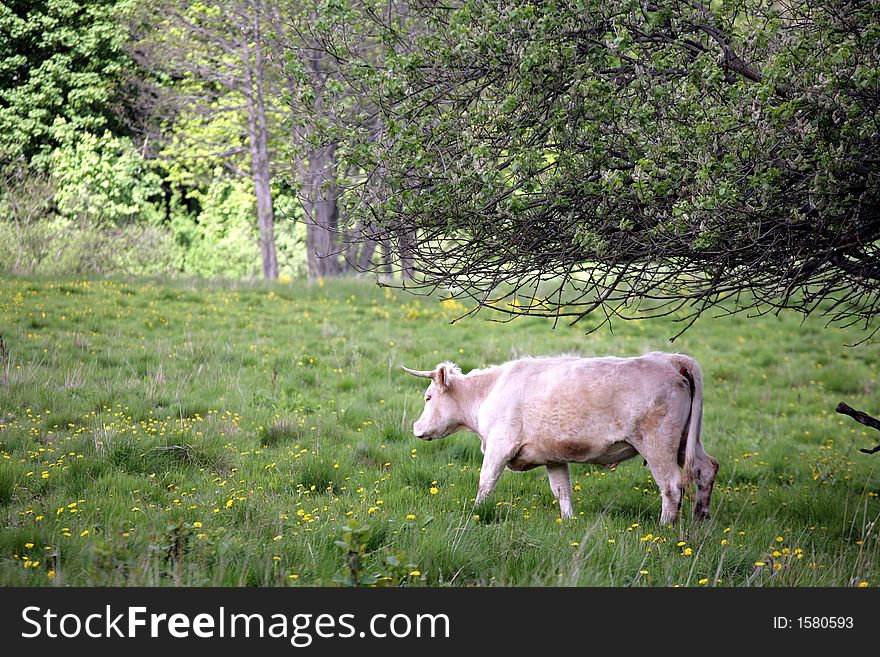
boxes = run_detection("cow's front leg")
[474,439,517,507]
[546,463,573,519]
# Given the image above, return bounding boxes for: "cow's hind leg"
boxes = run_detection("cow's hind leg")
[692,445,719,521]
[546,463,573,519]
[637,392,693,525]
[640,423,687,524]
[646,453,684,525]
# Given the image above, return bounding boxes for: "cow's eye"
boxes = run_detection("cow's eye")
[425,394,432,402]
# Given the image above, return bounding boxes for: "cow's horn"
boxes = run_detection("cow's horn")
[401,365,434,379]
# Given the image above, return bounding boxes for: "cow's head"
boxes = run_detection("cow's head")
[402,362,464,440]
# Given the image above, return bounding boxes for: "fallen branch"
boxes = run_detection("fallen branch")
[835,402,880,454]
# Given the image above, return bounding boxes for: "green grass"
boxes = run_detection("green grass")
[0,275,879,587]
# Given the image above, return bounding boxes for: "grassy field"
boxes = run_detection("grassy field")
[0,275,878,587]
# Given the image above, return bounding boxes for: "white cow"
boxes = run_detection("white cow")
[402,352,718,524]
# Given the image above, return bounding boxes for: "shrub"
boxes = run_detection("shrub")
[50,126,164,225]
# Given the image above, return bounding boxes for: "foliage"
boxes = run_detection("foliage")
[169,175,307,278]
[1,149,172,277]
[158,101,250,191]
[0,0,136,166]
[332,520,422,586]
[0,164,56,274]
[0,168,306,279]
[4,0,878,297]
[333,520,373,586]
[170,176,264,278]
[0,217,176,276]
[50,126,164,224]
[0,275,878,586]
[140,0,285,279]
[321,0,880,336]
[0,0,304,281]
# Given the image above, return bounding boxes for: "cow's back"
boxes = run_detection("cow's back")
[481,353,693,467]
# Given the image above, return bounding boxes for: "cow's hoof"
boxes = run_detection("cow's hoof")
[693,503,711,521]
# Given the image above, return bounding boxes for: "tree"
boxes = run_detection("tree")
[269,0,384,279]
[0,0,135,167]
[322,0,880,337]
[50,125,162,225]
[140,0,280,280]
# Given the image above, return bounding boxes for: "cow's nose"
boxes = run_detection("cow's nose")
[413,422,424,438]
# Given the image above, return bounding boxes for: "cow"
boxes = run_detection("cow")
[402,352,718,524]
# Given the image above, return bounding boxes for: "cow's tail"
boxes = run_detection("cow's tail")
[677,357,703,494]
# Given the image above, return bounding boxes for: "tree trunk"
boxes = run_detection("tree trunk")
[245,4,278,280]
[305,144,343,278]
[356,233,378,271]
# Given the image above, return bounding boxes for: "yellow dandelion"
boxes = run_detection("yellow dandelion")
[698,578,708,585]
[410,570,421,577]
[755,561,766,567]
[429,487,438,495]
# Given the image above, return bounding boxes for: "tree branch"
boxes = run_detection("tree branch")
[835,402,880,454]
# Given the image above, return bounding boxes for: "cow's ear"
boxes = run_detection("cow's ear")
[435,364,449,390]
